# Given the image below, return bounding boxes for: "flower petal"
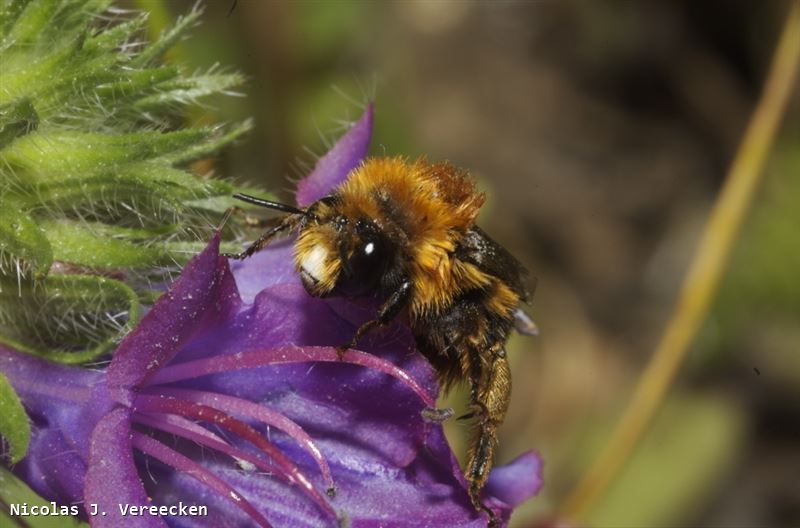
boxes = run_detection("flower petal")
[295,103,374,207]
[131,431,273,528]
[147,428,508,527]
[155,282,437,469]
[85,407,167,527]
[1,345,106,504]
[228,239,298,304]
[15,427,87,507]
[107,233,241,405]
[5,231,539,527]
[485,451,544,508]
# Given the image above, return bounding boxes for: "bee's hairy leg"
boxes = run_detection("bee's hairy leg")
[223,216,297,260]
[466,348,511,527]
[336,279,412,359]
[468,422,500,527]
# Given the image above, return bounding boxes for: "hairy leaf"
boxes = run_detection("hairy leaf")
[0,202,52,277]
[0,372,30,463]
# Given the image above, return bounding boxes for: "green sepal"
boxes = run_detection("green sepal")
[0,0,249,359]
[161,119,253,165]
[0,201,52,277]
[0,274,141,363]
[135,72,246,110]
[84,11,147,52]
[0,0,30,39]
[0,372,30,463]
[0,30,85,106]
[96,66,180,103]
[41,220,173,269]
[1,128,213,179]
[0,0,59,49]
[0,97,39,149]
[131,3,203,67]
[13,166,230,229]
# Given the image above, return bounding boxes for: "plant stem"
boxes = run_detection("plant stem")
[560,2,800,520]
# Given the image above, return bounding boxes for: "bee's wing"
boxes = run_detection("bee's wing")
[456,226,538,335]
[513,308,539,336]
[456,227,531,298]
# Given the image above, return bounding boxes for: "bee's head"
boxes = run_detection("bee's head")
[294,204,394,298]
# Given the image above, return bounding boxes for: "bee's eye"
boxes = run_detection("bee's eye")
[333,222,390,295]
[348,236,384,276]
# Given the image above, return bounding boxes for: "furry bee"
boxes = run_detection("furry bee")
[226,157,536,526]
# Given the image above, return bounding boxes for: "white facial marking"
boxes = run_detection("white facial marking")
[300,245,328,281]
[364,242,375,255]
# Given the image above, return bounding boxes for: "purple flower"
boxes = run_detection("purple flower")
[1,105,542,527]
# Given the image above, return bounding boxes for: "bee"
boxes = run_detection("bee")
[226,157,537,526]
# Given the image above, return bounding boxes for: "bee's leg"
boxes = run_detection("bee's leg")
[222,216,297,260]
[467,347,511,527]
[337,280,412,359]
[229,206,284,229]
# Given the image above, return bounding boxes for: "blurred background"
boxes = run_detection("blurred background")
[155,1,800,526]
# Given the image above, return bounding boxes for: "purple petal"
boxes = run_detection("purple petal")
[1,346,107,504]
[295,103,374,207]
[149,428,504,528]
[85,407,167,527]
[133,413,340,522]
[228,239,298,303]
[150,346,436,408]
[133,394,322,503]
[153,282,438,470]
[0,345,97,406]
[107,233,241,405]
[485,451,544,508]
[14,428,87,506]
[150,387,336,493]
[6,229,539,527]
[131,432,273,528]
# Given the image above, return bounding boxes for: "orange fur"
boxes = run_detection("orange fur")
[334,157,490,317]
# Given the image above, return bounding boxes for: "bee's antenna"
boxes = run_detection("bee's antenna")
[232,193,313,218]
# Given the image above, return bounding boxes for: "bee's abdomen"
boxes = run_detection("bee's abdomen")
[411,284,517,389]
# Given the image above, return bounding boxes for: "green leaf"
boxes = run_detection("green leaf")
[85,11,147,53]
[0,467,89,527]
[96,66,180,102]
[41,219,172,269]
[135,72,246,110]
[0,274,141,363]
[1,128,212,178]
[0,372,30,463]
[0,97,38,149]
[0,32,85,106]
[132,3,204,66]
[0,201,52,276]
[161,119,253,165]
[11,166,229,229]
[0,0,30,38]
[1,0,60,49]
[0,0,250,358]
